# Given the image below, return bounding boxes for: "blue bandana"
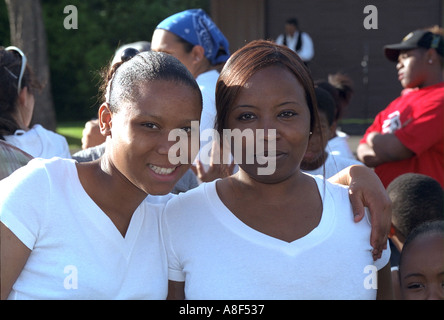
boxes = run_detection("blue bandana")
[156,9,230,65]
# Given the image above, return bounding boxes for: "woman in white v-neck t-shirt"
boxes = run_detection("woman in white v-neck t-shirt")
[163,40,393,300]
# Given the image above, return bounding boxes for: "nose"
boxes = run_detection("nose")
[259,117,280,141]
[157,131,180,156]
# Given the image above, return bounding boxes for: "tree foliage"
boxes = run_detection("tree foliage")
[1,0,209,121]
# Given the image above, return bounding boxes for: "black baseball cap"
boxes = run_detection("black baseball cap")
[384,29,444,62]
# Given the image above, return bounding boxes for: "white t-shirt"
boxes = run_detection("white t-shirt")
[303,153,363,178]
[196,70,220,168]
[161,176,390,300]
[4,124,71,159]
[0,157,172,300]
[326,130,355,160]
[275,32,314,62]
[196,69,219,137]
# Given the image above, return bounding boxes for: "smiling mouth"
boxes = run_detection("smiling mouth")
[148,164,177,175]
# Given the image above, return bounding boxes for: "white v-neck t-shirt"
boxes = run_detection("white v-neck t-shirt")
[161,177,390,300]
[0,157,172,300]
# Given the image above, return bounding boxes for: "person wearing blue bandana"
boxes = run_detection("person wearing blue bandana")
[151,9,232,181]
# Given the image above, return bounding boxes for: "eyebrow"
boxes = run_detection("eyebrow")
[402,273,425,280]
[403,271,444,279]
[232,101,302,110]
[134,112,199,124]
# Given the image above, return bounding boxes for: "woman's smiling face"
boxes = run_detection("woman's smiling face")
[106,79,201,195]
[226,65,311,183]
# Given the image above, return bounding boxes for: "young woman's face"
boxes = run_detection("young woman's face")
[226,65,311,183]
[108,80,201,195]
[397,48,428,89]
[399,233,444,300]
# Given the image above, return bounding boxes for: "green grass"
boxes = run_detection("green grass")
[56,121,84,154]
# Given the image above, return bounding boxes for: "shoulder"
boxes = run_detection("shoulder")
[163,181,214,222]
[301,32,313,40]
[32,124,67,141]
[31,125,71,158]
[1,157,75,190]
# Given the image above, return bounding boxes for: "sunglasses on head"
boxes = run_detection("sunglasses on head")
[5,46,28,95]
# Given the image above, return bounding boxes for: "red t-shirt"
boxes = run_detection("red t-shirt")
[361,82,444,188]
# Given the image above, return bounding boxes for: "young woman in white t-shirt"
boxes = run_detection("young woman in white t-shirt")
[0,47,71,159]
[0,50,203,299]
[163,40,393,300]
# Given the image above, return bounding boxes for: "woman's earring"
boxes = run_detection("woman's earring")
[429,59,433,64]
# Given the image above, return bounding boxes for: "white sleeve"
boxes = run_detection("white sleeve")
[160,198,186,282]
[297,32,314,61]
[275,34,285,45]
[0,159,50,249]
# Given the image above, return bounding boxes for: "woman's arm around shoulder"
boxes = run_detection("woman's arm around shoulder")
[328,165,391,260]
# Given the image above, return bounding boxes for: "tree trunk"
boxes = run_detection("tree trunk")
[5,0,56,131]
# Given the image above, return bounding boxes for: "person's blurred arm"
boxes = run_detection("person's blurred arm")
[81,119,105,150]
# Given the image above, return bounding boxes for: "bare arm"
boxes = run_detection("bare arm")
[1,223,31,300]
[167,280,185,300]
[377,263,394,300]
[328,165,391,260]
[357,132,414,167]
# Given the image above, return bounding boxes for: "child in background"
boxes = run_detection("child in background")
[397,220,444,300]
[301,86,362,178]
[387,173,444,266]
[386,173,444,299]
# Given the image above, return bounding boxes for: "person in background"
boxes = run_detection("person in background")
[0,46,71,159]
[151,9,232,181]
[315,79,356,160]
[357,27,444,188]
[387,173,444,266]
[301,86,362,178]
[275,17,314,63]
[396,220,444,300]
[322,73,356,159]
[386,173,444,299]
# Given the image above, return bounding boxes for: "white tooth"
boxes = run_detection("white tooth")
[149,164,175,175]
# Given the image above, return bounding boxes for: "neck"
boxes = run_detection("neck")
[192,59,212,79]
[234,168,308,203]
[418,70,443,88]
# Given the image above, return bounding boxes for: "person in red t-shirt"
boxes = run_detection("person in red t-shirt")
[358,27,444,188]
